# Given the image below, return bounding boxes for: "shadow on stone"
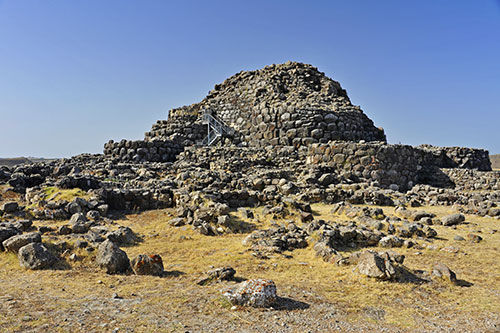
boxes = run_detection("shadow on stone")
[273,296,310,311]
[161,270,185,277]
[455,279,474,287]
[52,258,72,270]
[394,267,429,284]
[227,215,257,234]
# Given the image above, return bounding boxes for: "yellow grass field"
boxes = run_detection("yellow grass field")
[1,201,499,332]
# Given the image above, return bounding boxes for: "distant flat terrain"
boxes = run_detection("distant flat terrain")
[0,157,56,167]
[491,154,500,170]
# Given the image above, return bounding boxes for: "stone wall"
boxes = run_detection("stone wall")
[200,62,386,147]
[441,169,500,191]
[418,145,491,171]
[306,141,494,191]
[306,142,422,191]
[176,145,303,171]
[103,139,183,163]
[144,114,207,146]
[144,62,386,149]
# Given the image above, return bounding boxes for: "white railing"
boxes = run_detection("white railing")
[201,111,232,146]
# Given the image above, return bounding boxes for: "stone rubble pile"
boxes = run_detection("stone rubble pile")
[0,62,497,305]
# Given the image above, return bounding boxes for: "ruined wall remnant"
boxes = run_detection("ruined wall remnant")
[102,61,492,192]
[103,139,183,163]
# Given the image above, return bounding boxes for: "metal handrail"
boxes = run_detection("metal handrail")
[201,111,232,146]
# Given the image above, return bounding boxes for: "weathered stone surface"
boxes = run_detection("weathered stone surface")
[0,227,20,251]
[58,225,72,235]
[1,201,19,213]
[467,233,483,243]
[106,227,139,246]
[356,250,396,280]
[223,279,277,308]
[432,263,457,284]
[441,213,465,226]
[18,243,57,270]
[130,254,164,276]
[96,240,130,274]
[379,235,404,248]
[3,232,41,253]
[197,266,236,285]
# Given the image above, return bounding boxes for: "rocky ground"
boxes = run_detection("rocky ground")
[1,196,499,332]
[0,147,499,332]
[2,61,498,332]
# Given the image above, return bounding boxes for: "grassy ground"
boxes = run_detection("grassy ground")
[0,203,499,331]
[42,186,92,202]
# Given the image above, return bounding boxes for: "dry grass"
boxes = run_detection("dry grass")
[42,186,91,202]
[0,203,499,331]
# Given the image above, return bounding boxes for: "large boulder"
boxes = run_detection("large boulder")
[356,250,396,280]
[223,279,277,308]
[18,243,58,270]
[1,201,19,214]
[130,254,164,276]
[432,262,457,284]
[106,227,140,246]
[96,240,130,274]
[378,235,404,248]
[0,227,20,251]
[441,213,465,226]
[3,232,41,253]
[197,266,236,285]
[69,213,91,234]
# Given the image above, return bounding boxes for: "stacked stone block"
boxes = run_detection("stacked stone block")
[144,114,207,145]
[419,145,491,171]
[198,62,386,147]
[103,139,183,163]
[306,142,422,191]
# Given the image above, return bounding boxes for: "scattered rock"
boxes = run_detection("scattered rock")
[18,243,58,270]
[197,266,236,285]
[356,250,396,280]
[378,235,404,248]
[96,240,130,274]
[432,263,457,284]
[58,225,72,235]
[1,201,19,214]
[3,232,41,253]
[441,213,465,226]
[467,233,483,243]
[0,227,20,251]
[130,254,164,276]
[223,279,277,308]
[106,227,140,246]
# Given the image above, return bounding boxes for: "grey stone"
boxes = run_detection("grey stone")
[432,263,457,284]
[378,235,404,248]
[1,201,19,214]
[18,243,57,270]
[442,213,465,226]
[106,227,139,245]
[96,240,130,274]
[69,213,87,226]
[3,232,41,253]
[0,227,20,250]
[356,250,396,280]
[223,279,277,308]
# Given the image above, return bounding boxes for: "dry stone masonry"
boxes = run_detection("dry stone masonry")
[0,62,498,316]
[1,61,497,228]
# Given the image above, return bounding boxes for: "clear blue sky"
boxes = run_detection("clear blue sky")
[1,0,499,157]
